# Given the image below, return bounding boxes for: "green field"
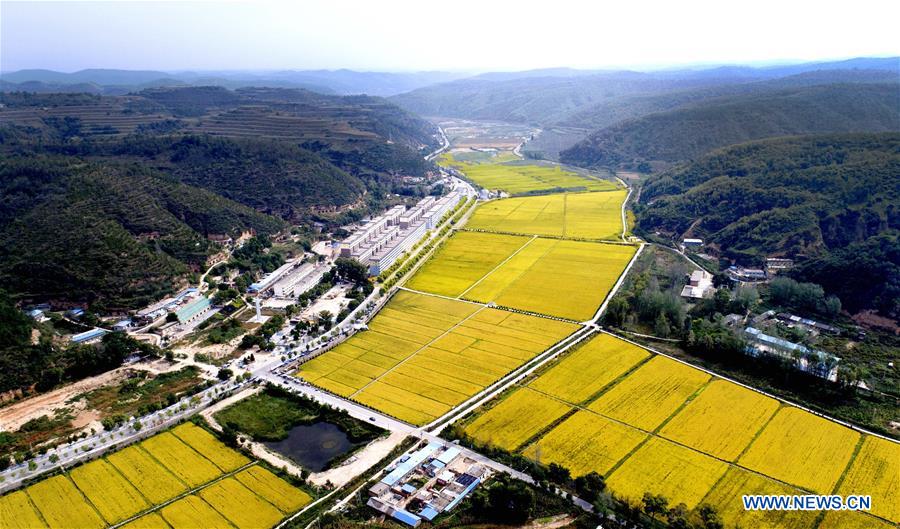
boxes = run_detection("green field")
[440,153,616,195]
[0,424,311,529]
[296,290,578,424]
[406,231,636,321]
[466,190,627,240]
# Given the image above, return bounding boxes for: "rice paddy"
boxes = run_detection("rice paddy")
[406,231,636,321]
[461,330,899,529]
[658,380,781,461]
[0,425,310,529]
[738,407,860,494]
[466,190,627,240]
[297,290,578,424]
[440,154,617,195]
[606,437,729,509]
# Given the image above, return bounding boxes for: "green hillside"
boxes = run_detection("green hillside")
[636,133,900,316]
[0,156,285,310]
[561,84,900,169]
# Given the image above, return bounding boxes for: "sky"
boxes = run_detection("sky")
[2,0,899,73]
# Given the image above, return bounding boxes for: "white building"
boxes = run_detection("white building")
[680,270,714,299]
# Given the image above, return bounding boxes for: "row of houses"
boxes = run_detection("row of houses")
[341,190,465,276]
[744,326,840,381]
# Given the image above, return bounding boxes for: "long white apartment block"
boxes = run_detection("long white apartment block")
[271,262,329,298]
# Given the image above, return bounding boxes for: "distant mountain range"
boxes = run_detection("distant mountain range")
[0,68,470,97]
[389,57,900,126]
[560,83,900,169]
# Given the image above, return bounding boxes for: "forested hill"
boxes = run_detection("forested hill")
[560,83,900,170]
[636,133,900,316]
[0,155,285,310]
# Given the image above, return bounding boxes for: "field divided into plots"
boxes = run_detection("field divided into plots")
[440,154,617,195]
[406,231,636,321]
[461,332,899,528]
[466,190,628,240]
[297,290,578,425]
[0,423,311,529]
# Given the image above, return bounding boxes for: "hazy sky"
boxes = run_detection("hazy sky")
[2,0,899,73]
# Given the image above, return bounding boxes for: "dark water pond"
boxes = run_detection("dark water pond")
[264,421,355,472]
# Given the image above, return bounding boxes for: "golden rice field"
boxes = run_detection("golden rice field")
[465,190,627,240]
[606,437,729,509]
[464,389,572,451]
[587,355,711,431]
[198,477,284,529]
[234,466,313,513]
[406,231,636,321]
[738,407,860,494]
[69,459,150,524]
[700,467,820,529]
[0,490,50,529]
[462,330,900,528]
[527,333,649,403]
[106,444,188,504]
[0,426,310,529]
[298,290,577,424]
[835,436,900,522]
[658,380,781,461]
[171,422,250,472]
[405,231,531,297]
[522,411,646,477]
[440,155,617,195]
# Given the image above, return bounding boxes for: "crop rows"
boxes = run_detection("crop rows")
[440,155,617,195]
[406,231,636,321]
[461,332,899,528]
[297,290,577,424]
[466,190,628,240]
[0,424,310,529]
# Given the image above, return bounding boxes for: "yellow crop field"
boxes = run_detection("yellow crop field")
[465,389,571,451]
[588,356,711,431]
[836,436,900,522]
[467,240,636,321]
[564,190,628,240]
[467,194,565,237]
[171,423,250,472]
[120,512,171,529]
[523,411,646,477]
[606,437,728,509]
[106,444,188,504]
[406,231,531,297]
[819,511,896,529]
[299,290,577,424]
[140,431,223,488]
[702,467,820,529]
[69,459,150,524]
[466,191,627,240]
[738,407,860,493]
[198,477,284,529]
[234,466,312,513]
[0,490,47,529]
[443,156,617,195]
[160,495,235,529]
[25,475,105,529]
[658,380,780,461]
[528,333,650,403]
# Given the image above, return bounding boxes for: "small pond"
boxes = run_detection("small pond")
[264,421,356,472]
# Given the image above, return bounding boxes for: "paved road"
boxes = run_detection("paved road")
[0,379,246,494]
